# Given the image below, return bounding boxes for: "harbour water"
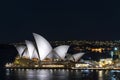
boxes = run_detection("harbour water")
[4,69,120,80]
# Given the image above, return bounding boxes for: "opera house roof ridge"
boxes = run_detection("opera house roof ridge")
[14,33,85,62]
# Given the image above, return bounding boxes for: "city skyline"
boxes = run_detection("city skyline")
[4,33,120,69]
[1,1,120,80]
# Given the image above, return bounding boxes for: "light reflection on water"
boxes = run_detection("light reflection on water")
[5,69,120,80]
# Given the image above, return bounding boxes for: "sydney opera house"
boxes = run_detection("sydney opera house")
[5,33,85,69]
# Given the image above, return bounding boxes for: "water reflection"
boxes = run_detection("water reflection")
[5,69,120,80]
[98,71,103,80]
[37,69,52,80]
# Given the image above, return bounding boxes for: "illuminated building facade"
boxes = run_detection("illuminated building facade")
[8,33,85,68]
[5,33,120,69]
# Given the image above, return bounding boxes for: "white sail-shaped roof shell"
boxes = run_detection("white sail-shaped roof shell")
[46,50,60,59]
[25,40,39,59]
[15,45,26,57]
[54,45,69,60]
[69,53,85,62]
[32,49,39,59]
[33,33,52,60]
[22,49,30,58]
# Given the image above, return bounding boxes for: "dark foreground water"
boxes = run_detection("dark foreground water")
[3,69,120,80]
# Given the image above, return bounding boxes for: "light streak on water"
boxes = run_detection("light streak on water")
[5,69,120,80]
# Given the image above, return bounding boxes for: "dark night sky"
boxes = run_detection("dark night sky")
[1,0,120,43]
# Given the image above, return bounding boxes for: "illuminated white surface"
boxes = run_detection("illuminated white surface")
[15,45,26,57]
[25,40,39,59]
[32,49,39,58]
[66,54,75,61]
[54,45,69,60]
[73,53,85,62]
[33,33,52,60]
[69,53,85,62]
[22,49,30,58]
[25,40,34,59]
[46,50,60,59]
